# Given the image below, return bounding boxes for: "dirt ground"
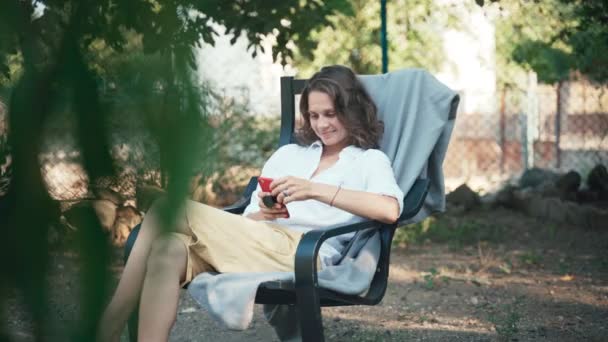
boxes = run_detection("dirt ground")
[5,207,608,341]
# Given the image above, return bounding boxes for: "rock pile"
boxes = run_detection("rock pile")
[491,165,608,230]
[446,184,481,212]
[63,187,143,246]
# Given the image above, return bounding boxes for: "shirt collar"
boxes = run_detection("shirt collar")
[311,140,361,158]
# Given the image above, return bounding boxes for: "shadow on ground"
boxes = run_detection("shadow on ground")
[6,207,608,341]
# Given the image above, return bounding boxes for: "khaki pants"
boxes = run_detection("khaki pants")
[171,201,304,286]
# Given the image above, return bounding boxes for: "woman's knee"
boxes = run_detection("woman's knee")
[142,197,189,235]
[146,235,187,272]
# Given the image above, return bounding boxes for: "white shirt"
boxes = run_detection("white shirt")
[243,141,404,265]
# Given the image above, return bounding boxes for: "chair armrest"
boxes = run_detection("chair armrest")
[398,178,430,222]
[294,219,391,289]
[294,178,430,289]
[222,197,250,214]
[221,177,258,214]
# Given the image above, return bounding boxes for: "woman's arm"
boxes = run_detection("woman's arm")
[314,182,400,224]
[271,177,400,224]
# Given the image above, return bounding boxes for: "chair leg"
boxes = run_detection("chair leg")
[296,288,325,342]
[123,224,141,264]
[124,225,141,341]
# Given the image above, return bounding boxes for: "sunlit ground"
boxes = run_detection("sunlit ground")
[5,207,607,341]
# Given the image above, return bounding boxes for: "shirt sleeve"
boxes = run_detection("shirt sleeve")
[242,145,293,216]
[362,149,405,215]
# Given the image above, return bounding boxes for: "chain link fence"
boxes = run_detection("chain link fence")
[444,77,608,192]
[39,109,163,210]
[2,76,606,203]
[0,89,164,205]
[38,132,161,203]
[0,83,276,208]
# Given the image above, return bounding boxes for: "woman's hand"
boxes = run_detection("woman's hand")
[270,176,316,204]
[248,191,289,221]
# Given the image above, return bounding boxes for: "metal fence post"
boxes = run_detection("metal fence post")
[522,72,539,170]
[555,81,563,169]
[380,0,388,73]
[499,88,506,174]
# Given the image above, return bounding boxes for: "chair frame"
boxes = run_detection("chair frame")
[124,76,431,342]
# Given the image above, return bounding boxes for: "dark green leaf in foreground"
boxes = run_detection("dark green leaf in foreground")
[0,0,352,340]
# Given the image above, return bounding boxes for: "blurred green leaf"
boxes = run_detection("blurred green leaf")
[0,0,353,340]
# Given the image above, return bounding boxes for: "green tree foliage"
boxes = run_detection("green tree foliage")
[0,1,352,78]
[563,0,608,83]
[512,40,573,84]
[492,0,573,88]
[292,0,461,76]
[0,1,351,340]
[488,0,608,87]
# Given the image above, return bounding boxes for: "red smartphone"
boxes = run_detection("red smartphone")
[258,176,274,193]
[257,176,290,218]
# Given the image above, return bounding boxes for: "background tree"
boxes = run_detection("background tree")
[291,0,461,76]
[487,0,607,86]
[484,0,607,173]
[0,0,351,340]
[562,0,608,83]
[492,0,573,91]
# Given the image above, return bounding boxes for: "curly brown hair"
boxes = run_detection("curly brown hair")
[296,65,383,149]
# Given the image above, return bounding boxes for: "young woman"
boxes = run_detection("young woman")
[97,65,404,342]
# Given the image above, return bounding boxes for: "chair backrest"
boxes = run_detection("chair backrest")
[278,77,306,147]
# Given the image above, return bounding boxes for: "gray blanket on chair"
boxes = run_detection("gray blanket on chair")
[187,68,458,341]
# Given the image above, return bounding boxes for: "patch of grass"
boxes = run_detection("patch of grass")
[491,311,521,341]
[558,256,572,275]
[422,268,439,290]
[419,268,452,290]
[498,260,513,274]
[393,216,504,249]
[545,224,558,240]
[518,251,543,266]
[488,298,522,341]
[593,255,608,272]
